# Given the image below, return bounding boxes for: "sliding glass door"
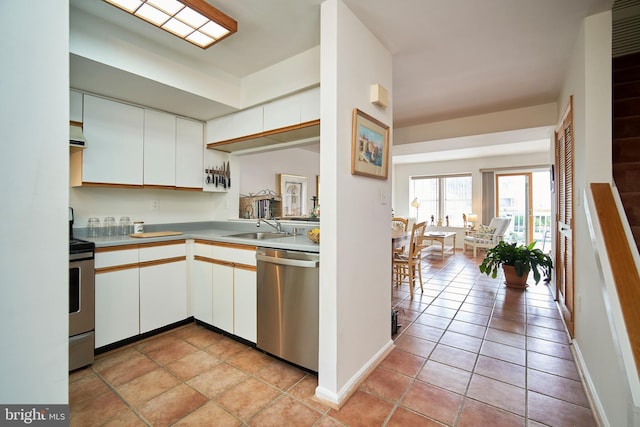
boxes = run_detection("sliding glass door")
[496,171,551,250]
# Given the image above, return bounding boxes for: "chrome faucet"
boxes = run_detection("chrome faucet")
[256,218,282,233]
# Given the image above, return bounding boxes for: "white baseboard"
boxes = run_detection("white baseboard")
[572,340,608,427]
[315,339,394,408]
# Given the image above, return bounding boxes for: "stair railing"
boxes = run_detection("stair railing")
[585,182,640,408]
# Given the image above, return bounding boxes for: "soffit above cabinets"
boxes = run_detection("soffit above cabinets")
[206,120,320,154]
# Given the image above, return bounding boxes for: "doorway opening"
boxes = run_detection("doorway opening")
[496,170,552,252]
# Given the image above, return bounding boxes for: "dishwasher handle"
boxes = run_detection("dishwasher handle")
[256,253,319,268]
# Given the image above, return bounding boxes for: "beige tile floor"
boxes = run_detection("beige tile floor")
[70,252,598,426]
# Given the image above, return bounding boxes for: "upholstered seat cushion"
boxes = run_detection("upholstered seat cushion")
[463,217,512,256]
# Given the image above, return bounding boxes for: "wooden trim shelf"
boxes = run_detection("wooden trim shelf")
[96,263,139,274]
[139,256,186,268]
[207,119,320,153]
[194,255,255,271]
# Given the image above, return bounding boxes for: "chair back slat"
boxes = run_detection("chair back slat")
[409,221,427,258]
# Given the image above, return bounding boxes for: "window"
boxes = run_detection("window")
[410,174,472,226]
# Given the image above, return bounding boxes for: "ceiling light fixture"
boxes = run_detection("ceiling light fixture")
[104,0,237,49]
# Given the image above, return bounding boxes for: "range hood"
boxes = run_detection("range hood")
[69,124,86,148]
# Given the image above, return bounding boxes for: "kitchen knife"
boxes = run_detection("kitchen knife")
[222,162,226,189]
[227,161,231,188]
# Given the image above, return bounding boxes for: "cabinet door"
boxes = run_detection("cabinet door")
[176,118,203,189]
[144,109,176,186]
[234,267,257,343]
[82,95,144,185]
[263,95,300,131]
[232,106,263,137]
[206,114,235,143]
[212,263,234,333]
[139,260,187,333]
[70,90,83,122]
[192,259,213,325]
[300,87,320,123]
[95,268,139,348]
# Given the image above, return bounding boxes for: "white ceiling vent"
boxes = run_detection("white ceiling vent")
[613,0,640,57]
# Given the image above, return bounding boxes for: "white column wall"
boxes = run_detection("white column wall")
[317,0,393,404]
[0,3,69,403]
[559,11,633,427]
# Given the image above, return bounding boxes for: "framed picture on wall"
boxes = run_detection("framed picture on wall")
[278,174,307,217]
[351,108,390,180]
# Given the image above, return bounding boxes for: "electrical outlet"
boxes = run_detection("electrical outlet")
[151,200,159,211]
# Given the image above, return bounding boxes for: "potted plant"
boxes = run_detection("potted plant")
[479,241,553,289]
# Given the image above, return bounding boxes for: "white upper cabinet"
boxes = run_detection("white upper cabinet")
[144,109,176,187]
[82,95,144,185]
[263,87,320,131]
[299,86,320,123]
[207,105,263,144]
[263,94,300,131]
[206,113,234,143]
[73,92,205,190]
[233,105,263,137]
[176,118,203,189]
[206,88,320,152]
[70,90,83,123]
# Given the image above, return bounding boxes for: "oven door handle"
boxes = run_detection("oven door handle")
[256,254,318,268]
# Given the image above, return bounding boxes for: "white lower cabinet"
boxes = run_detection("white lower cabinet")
[212,263,235,333]
[95,239,255,349]
[139,260,187,333]
[192,242,257,343]
[192,258,213,325]
[94,241,187,348]
[233,266,257,342]
[95,267,139,348]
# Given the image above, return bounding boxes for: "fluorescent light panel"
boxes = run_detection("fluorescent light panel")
[104,0,237,49]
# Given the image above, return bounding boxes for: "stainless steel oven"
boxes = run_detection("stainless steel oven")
[69,207,95,371]
[69,241,95,371]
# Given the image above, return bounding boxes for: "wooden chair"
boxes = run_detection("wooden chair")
[393,221,427,299]
[391,217,409,255]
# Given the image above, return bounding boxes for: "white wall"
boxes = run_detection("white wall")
[69,187,231,229]
[317,0,393,405]
[237,148,320,201]
[559,11,633,427]
[0,2,69,403]
[394,103,557,145]
[393,151,551,225]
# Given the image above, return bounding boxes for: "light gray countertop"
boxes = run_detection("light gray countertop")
[77,220,320,253]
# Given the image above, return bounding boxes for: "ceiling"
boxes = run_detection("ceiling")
[70,0,612,156]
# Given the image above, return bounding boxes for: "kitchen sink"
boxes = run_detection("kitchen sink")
[226,232,289,240]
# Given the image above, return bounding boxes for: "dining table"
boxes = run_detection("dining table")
[392,228,412,251]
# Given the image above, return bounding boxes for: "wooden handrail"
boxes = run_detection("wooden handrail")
[590,183,640,376]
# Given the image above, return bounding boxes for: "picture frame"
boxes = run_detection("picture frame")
[278,173,307,217]
[351,108,390,180]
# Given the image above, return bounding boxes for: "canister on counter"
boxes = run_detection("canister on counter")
[133,221,144,234]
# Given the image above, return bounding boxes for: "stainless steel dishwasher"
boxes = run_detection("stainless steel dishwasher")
[256,247,319,371]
